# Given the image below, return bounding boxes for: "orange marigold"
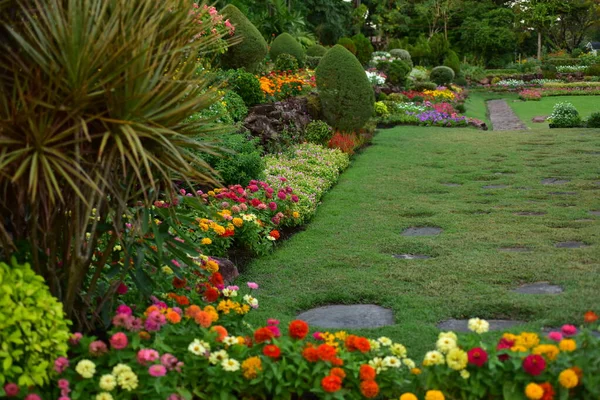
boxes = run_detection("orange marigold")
[254,327,275,344]
[317,344,337,362]
[194,311,213,328]
[289,320,309,339]
[360,380,379,398]
[321,375,342,393]
[359,364,376,381]
[330,367,346,379]
[211,325,228,342]
[302,345,319,362]
[166,310,181,324]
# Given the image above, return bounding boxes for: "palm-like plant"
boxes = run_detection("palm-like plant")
[0,0,231,328]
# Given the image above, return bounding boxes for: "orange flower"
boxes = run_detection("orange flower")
[571,366,583,380]
[254,327,275,344]
[330,367,346,379]
[269,229,280,240]
[166,310,181,324]
[211,325,228,342]
[302,345,319,362]
[359,364,376,381]
[194,311,213,328]
[176,296,190,306]
[289,320,309,339]
[360,380,379,398]
[263,344,281,359]
[317,344,337,362]
[139,331,151,340]
[346,335,370,353]
[584,311,599,323]
[185,305,201,318]
[539,382,555,400]
[331,357,344,366]
[321,375,342,393]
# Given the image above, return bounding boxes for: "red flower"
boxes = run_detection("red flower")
[360,380,379,398]
[467,347,488,367]
[345,335,370,353]
[523,354,546,376]
[263,344,281,359]
[251,198,261,207]
[289,320,309,339]
[496,338,514,361]
[539,382,555,400]
[172,277,187,289]
[584,311,599,323]
[176,295,190,306]
[269,230,280,240]
[359,364,376,381]
[330,367,346,379]
[204,287,220,303]
[321,375,342,393]
[317,344,337,362]
[209,272,223,288]
[116,282,128,295]
[220,229,235,237]
[254,327,275,344]
[302,345,319,362]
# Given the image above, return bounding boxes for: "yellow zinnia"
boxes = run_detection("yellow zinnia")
[558,369,578,388]
[559,339,576,352]
[425,390,445,400]
[524,383,544,399]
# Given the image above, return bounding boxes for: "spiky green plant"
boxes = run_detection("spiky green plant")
[0,0,232,329]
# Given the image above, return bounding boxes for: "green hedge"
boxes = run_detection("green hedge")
[221,5,268,73]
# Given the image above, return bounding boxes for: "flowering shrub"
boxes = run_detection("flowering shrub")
[422,88,456,102]
[366,70,387,86]
[495,79,526,88]
[519,89,542,101]
[409,67,429,82]
[556,65,587,73]
[258,71,312,101]
[189,3,235,53]
[548,102,581,128]
[328,132,357,154]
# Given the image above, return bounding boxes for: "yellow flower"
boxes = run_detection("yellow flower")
[201,238,212,245]
[438,331,458,342]
[425,390,445,400]
[460,370,470,379]
[200,223,209,232]
[511,345,528,353]
[75,359,96,379]
[446,348,468,371]
[524,383,544,400]
[99,374,117,391]
[515,333,539,350]
[467,318,489,334]
[204,306,219,322]
[423,350,445,366]
[292,211,300,218]
[242,356,262,379]
[503,333,518,342]
[232,218,243,227]
[559,339,577,352]
[117,370,139,391]
[400,394,418,400]
[161,266,173,274]
[111,364,132,377]
[558,369,578,388]
[532,344,560,361]
[436,336,457,353]
[391,343,407,358]
[212,224,226,235]
[410,367,422,375]
[205,260,219,273]
[96,393,114,400]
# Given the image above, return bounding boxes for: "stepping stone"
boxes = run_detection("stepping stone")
[393,254,432,260]
[437,319,524,332]
[499,247,532,252]
[514,212,546,216]
[532,116,547,123]
[297,305,394,329]
[401,227,443,237]
[590,211,600,216]
[441,183,461,187]
[483,185,508,189]
[555,241,588,248]
[542,178,570,185]
[513,282,563,295]
[575,219,593,222]
[549,192,577,195]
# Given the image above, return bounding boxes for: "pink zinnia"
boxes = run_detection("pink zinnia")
[89,340,108,356]
[277,191,287,200]
[313,332,324,340]
[291,195,299,202]
[161,353,179,371]
[126,317,143,332]
[58,379,70,390]
[548,331,563,342]
[149,364,167,377]
[54,357,69,374]
[268,202,277,211]
[110,332,128,350]
[561,324,577,336]
[112,313,132,328]
[116,282,128,295]
[137,349,160,365]
[267,318,279,326]
[24,395,41,400]
[266,325,281,338]
[69,332,83,346]
[3,383,19,396]
[247,282,259,289]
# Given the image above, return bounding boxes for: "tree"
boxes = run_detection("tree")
[460,8,517,66]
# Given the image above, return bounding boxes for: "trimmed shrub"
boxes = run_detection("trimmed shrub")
[454,75,468,87]
[548,102,581,128]
[306,44,328,57]
[316,45,375,132]
[351,33,374,66]
[304,120,333,145]
[386,60,411,87]
[586,64,600,76]
[430,66,455,85]
[223,91,248,122]
[274,53,299,72]
[227,69,265,107]
[443,50,460,74]
[413,81,438,91]
[390,48,413,69]
[221,5,268,73]
[0,258,71,387]
[337,37,356,55]
[202,133,264,186]
[306,56,322,69]
[586,112,600,128]
[270,32,306,68]
[305,93,322,120]
[387,93,408,102]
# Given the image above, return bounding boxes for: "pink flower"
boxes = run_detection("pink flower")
[112,313,132,328]
[256,203,267,210]
[116,282,128,295]
[149,364,167,377]
[240,203,248,211]
[126,317,143,332]
[313,332,324,340]
[3,383,19,397]
[561,324,577,336]
[58,379,70,390]
[247,282,259,289]
[110,332,128,350]
[547,331,563,342]
[227,285,239,291]
[291,195,299,202]
[54,357,69,374]
[89,340,108,356]
[168,395,183,400]
[277,191,287,200]
[266,325,281,337]
[24,395,41,400]
[231,205,241,213]
[161,353,180,371]
[268,202,277,211]
[69,332,83,346]
[137,349,160,365]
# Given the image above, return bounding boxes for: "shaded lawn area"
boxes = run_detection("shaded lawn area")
[508,95,600,130]
[241,125,600,359]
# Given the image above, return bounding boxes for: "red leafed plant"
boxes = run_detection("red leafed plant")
[328,132,357,155]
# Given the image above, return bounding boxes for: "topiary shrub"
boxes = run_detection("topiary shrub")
[223,91,248,122]
[0,258,71,387]
[389,48,413,68]
[221,5,268,73]
[586,64,600,76]
[386,60,411,87]
[412,81,438,91]
[548,102,581,128]
[454,75,468,87]
[351,33,374,66]
[270,33,306,68]
[587,112,600,128]
[227,69,265,107]
[430,66,455,85]
[316,45,375,132]
[443,50,460,75]
[306,44,328,57]
[337,37,356,55]
[274,53,299,72]
[306,56,322,69]
[304,120,333,145]
[202,133,264,186]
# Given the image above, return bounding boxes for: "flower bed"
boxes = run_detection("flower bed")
[518,89,542,101]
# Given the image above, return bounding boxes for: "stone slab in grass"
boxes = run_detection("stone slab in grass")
[401,227,443,237]
[513,282,563,295]
[483,185,508,189]
[393,254,432,260]
[297,305,394,329]
[590,211,600,216]
[541,178,570,185]
[514,211,546,216]
[437,319,524,332]
[548,192,577,195]
[499,247,532,252]
[555,241,588,249]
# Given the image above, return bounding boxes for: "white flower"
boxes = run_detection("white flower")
[377,337,392,346]
[438,331,458,341]
[222,289,237,297]
[461,370,470,379]
[423,351,445,366]
[111,364,132,377]
[209,349,229,365]
[243,294,258,308]
[99,374,117,391]
[368,339,381,351]
[468,318,490,334]
[390,343,407,358]
[436,337,457,353]
[403,358,416,369]
[267,235,276,241]
[188,339,208,355]
[368,357,387,373]
[75,359,96,378]
[223,336,238,346]
[382,356,401,368]
[96,393,114,400]
[221,358,240,372]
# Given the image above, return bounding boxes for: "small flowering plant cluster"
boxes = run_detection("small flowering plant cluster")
[519,89,542,101]
[259,70,315,101]
[366,69,387,86]
[495,79,527,89]
[421,311,600,400]
[188,3,234,53]
[556,65,587,73]
[410,110,468,127]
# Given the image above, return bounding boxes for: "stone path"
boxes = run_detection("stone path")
[487,99,528,131]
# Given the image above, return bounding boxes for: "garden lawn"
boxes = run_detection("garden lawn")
[464,90,518,128]
[509,95,600,130]
[242,125,600,359]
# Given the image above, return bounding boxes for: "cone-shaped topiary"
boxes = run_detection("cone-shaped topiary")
[269,32,306,67]
[316,45,375,132]
[221,5,268,73]
[443,50,460,74]
[306,44,328,57]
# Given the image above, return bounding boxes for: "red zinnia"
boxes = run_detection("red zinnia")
[209,272,224,288]
[354,337,371,353]
[254,327,275,344]
[172,277,187,289]
[330,367,346,379]
[176,295,190,306]
[359,364,376,381]
[221,229,235,237]
[302,345,319,362]
[317,344,337,362]
[263,344,281,359]
[523,354,546,376]
[584,311,599,323]
[467,347,488,367]
[289,320,309,339]
[321,375,342,393]
[204,287,220,303]
[270,230,280,240]
[496,338,514,361]
[360,380,379,398]
[539,382,555,400]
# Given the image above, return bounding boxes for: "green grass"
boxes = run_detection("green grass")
[508,96,600,130]
[463,91,518,128]
[241,125,600,360]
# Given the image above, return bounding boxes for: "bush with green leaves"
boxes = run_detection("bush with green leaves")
[223,91,248,122]
[306,56,322,69]
[304,120,333,145]
[227,69,265,107]
[274,53,299,72]
[387,93,409,103]
[430,66,455,85]
[270,33,306,68]
[389,49,413,68]
[413,81,438,91]
[221,5,268,73]
[337,37,357,55]
[306,44,328,57]
[443,50,460,74]
[316,45,375,132]
[548,102,581,128]
[586,64,600,77]
[0,258,71,387]
[374,101,390,117]
[351,33,374,66]
[387,38,405,51]
[386,60,411,87]
[586,112,600,128]
[409,66,429,82]
[202,133,264,186]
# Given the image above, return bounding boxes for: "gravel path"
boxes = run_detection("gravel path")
[487,99,528,131]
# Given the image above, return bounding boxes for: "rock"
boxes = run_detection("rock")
[393,254,432,259]
[499,247,532,252]
[541,178,570,185]
[212,257,239,283]
[589,211,600,216]
[482,185,508,189]
[513,282,563,294]
[555,241,588,249]
[401,227,443,236]
[297,304,394,329]
[532,116,547,123]
[479,78,490,85]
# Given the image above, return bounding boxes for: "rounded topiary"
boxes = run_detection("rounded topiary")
[316,45,375,132]
[304,120,333,145]
[0,258,71,387]
[275,53,299,72]
[306,56,322,69]
[429,66,455,85]
[270,33,306,68]
[227,69,265,107]
[306,44,328,57]
[390,49,412,62]
[587,112,600,128]
[386,60,411,86]
[443,50,460,75]
[221,5,268,73]
[351,33,374,66]
[337,37,356,55]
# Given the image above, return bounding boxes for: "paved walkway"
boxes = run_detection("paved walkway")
[487,99,528,131]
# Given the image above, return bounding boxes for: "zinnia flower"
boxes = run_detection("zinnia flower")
[558,369,578,388]
[263,344,281,359]
[288,320,309,339]
[3,383,19,396]
[523,354,546,376]
[561,324,577,337]
[110,332,128,350]
[584,310,598,323]
[525,383,544,399]
[400,394,418,400]
[75,359,96,378]
[221,358,240,372]
[149,364,167,377]
[321,375,342,393]
[425,390,445,400]
[359,364,376,381]
[99,374,117,391]
[360,380,379,398]
[559,339,576,352]
[467,347,488,367]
